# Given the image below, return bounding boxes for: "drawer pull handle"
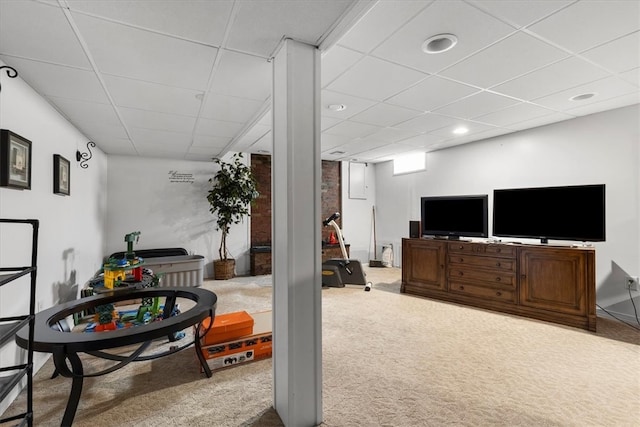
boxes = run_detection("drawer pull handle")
[496,248,501,253]
[495,277,501,282]
[458,271,464,276]
[459,258,464,263]
[496,262,501,267]
[458,245,464,250]
[496,291,502,296]
[459,285,464,290]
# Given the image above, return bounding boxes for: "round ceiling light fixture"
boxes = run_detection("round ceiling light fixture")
[328,104,347,112]
[453,126,469,135]
[422,34,458,54]
[569,92,596,101]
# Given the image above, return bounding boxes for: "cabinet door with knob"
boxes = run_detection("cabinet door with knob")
[519,246,595,324]
[401,238,446,294]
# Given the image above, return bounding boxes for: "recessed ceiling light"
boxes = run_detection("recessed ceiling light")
[453,126,468,135]
[569,93,597,101]
[328,104,347,112]
[422,34,458,54]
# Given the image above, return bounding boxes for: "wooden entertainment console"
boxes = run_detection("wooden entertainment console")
[401,238,596,331]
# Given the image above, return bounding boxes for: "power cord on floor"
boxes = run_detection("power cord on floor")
[596,288,640,332]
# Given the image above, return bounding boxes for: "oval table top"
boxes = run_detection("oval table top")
[16,287,217,353]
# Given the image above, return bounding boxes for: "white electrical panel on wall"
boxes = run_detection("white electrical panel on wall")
[349,162,366,199]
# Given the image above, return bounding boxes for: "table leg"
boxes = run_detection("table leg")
[162,294,179,342]
[53,350,83,427]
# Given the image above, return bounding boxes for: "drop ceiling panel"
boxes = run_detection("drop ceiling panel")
[337,0,429,53]
[491,56,611,101]
[209,50,271,101]
[386,75,479,112]
[47,96,125,136]
[395,113,461,133]
[321,116,343,131]
[0,1,90,68]
[527,0,640,53]
[533,76,638,111]
[321,133,353,151]
[506,111,574,131]
[195,118,245,138]
[469,0,573,29]
[440,32,568,89]
[323,120,382,139]
[226,0,354,57]
[372,0,516,74]
[338,137,394,155]
[473,102,556,127]
[119,107,196,133]
[366,127,422,143]
[581,32,640,74]
[65,0,233,46]
[321,90,377,118]
[96,138,138,155]
[398,133,446,148]
[104,75,203,116]
[200,94,265,123]
[327,56,427,101]
[321,45,364,87]
[349,103,422,127]
[433,91,519,119]
[620,68,640,86]
[72,13,217,90]
[192,135,232,149]
[0,56,109,103]
[130,128,192,148]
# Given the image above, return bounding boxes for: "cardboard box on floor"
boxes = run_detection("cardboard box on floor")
[198,310,272,373]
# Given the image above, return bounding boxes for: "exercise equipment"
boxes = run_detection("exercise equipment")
[321,212,372,291]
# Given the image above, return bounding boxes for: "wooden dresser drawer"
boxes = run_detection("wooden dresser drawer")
[448,280,516,303]
[448,267,516,287]
[448,242,516,258]
[448,254,516,272]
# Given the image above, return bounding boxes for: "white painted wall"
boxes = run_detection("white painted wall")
[375,104,640,320]
[341,161,376,263]
[0,64,107,413]
[105,152,252,278]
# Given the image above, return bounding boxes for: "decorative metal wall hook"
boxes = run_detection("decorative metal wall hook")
[0,65,18,92]
[76,141,96,169]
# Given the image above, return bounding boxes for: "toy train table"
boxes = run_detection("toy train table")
[15,287,217,426]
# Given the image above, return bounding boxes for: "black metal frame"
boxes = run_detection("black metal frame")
[0,218,39,427]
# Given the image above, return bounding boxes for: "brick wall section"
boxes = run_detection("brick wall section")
[251,154,272,246]
[250,154,342,275]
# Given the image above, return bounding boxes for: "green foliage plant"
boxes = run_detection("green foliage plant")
[207,153,259,261]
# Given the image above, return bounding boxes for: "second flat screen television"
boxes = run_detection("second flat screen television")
[421,195,488,239]
[492,184,606,243]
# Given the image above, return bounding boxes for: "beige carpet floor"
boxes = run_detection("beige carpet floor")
[2,267,639,426]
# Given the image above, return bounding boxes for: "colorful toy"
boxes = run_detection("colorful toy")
[102,231,144,289]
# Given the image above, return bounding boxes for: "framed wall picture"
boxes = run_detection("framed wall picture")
[53,154,70,195]
[0,129,32,190]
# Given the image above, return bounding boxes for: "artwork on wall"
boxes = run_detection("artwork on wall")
[0,129,32,190]
[53,154,70,195]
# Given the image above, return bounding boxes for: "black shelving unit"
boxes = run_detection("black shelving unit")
[0,219,38,427]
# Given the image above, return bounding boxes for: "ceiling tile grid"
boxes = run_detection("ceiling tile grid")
[0,0,638,163]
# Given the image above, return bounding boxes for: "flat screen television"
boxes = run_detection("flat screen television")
[493,184,605,243]
[421,195,488,239]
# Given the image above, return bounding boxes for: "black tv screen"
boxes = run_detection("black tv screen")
[493,184,605,242]
[421,195,488,239]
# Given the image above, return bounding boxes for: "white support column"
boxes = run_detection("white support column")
[271,39,322,426]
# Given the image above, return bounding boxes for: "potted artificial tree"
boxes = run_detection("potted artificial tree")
[207,153,259,279]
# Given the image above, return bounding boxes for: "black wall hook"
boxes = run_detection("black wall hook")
[0,65,18,92]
